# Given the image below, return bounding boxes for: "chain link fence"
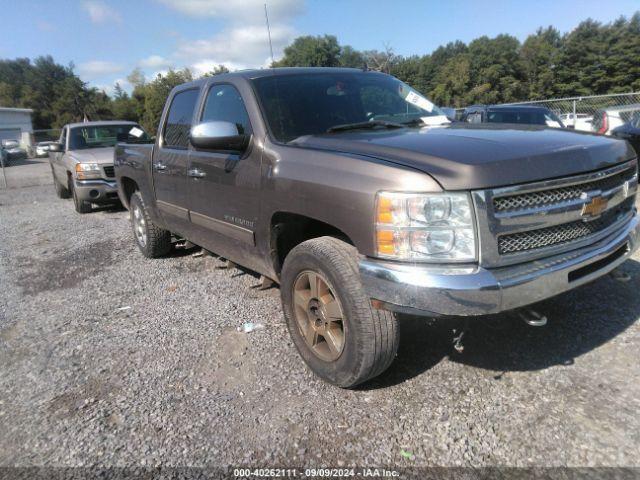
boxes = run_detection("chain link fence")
[456,92,640,131]
[1,129,61,189]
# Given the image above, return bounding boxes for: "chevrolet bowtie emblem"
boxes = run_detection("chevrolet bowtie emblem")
[581,195,608,218]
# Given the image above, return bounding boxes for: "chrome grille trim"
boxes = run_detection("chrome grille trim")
[498,208,633,254]
[494,167,636,213]
[472,160,638,268]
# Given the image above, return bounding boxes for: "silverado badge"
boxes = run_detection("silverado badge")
[581,195,608,218]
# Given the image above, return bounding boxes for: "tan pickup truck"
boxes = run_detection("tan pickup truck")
[49,121,149,213]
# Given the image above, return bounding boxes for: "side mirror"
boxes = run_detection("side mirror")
[48,142,63,152]
[190,121,249,152]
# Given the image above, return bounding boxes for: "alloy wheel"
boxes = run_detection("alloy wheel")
[133,205,147,247]
[292,270,345,361]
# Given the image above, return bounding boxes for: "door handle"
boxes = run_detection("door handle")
[154,163,167,171]
[188,168,206,178]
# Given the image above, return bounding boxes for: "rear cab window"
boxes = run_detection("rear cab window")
[163,88,200,149]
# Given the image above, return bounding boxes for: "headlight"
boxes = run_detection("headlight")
[75,163,101,179]
[375,191,477,262]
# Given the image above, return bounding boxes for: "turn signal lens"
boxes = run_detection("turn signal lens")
[376,230,396,255]
[75,163,101,179]
[377,196,394,224]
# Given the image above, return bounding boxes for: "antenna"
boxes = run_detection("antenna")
[264,3,275,66]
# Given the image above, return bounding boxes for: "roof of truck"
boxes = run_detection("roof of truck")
[176,67,376,89]
[65,120,139,129]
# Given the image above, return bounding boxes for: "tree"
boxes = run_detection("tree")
[141,69,194,133]
[273,35,342,67]
[339,46,365,68]
[201,64,230,77]
[520,27,562,99]
[362,45,398,73]
[111,83,138,121]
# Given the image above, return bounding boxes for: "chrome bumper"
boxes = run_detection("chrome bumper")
[360,215,640,317]
[74,179,119,203]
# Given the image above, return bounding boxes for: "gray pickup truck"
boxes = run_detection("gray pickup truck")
[49,121,150,213]
[115,67,639,387]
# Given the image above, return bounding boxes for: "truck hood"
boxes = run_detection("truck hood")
[69,147,115,165]
[290,124,636,190]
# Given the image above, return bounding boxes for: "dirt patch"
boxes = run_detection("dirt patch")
[47,377,120,419]
[15,239,121,296]
[196,328,257,391]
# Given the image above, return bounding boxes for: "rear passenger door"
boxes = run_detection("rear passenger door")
[186,82,262,266]
[153,88,200,234]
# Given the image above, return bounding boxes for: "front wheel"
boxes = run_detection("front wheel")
[51,168,70,199]
[130,191,172,258]
[280,236,399,388]
[71,181,92,214]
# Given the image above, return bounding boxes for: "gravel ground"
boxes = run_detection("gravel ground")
[1,169,640,472]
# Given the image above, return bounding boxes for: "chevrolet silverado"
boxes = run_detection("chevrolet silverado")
[114,68,639,387]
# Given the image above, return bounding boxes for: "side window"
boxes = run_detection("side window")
[163,89,200,148]
[467,112,482,124]
[201,84,252,135]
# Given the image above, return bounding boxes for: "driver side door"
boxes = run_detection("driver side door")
[186,82,262,269]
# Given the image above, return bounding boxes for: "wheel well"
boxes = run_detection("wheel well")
[270,212,354,274]
[120,177,139,208]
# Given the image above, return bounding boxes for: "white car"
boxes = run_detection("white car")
[35,141,55,157]
[559,113,593,132]
[592,104,640,135]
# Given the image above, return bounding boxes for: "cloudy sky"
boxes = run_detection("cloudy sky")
[1,0,637,95]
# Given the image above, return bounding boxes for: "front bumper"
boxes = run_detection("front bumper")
[74,179,119,203]
[360,214,640,317]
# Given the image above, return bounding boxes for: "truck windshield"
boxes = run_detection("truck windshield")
[69,124,150,150]
[252,72,447,143]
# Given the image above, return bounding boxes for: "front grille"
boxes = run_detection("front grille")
[494,167,636,212]
[103,165,115,177]
[498,203,630,254]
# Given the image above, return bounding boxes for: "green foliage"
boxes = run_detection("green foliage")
[139,69,194,133]
[273,35,342,67]
[1,12,639,131]
[201,65,231,77]
[275,13,640,107]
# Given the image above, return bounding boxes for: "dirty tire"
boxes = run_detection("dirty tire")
[52,169,71,199]
[281,236,399,388]
[130,191,172,258]
[71,182,92,214]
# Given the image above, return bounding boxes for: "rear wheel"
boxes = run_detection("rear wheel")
[130,191,172,258]
[280,236,399,388]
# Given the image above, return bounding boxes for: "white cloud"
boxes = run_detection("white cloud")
[139,55,174,70]
[191,60,243,77]
[95,78,133,97]
[78,61,125,79]
[82,1,122,24]
[136,0,304,78]
[155,0,303,22]
[176,23,296,70]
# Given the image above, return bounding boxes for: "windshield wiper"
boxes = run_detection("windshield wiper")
[326,120,405,133]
